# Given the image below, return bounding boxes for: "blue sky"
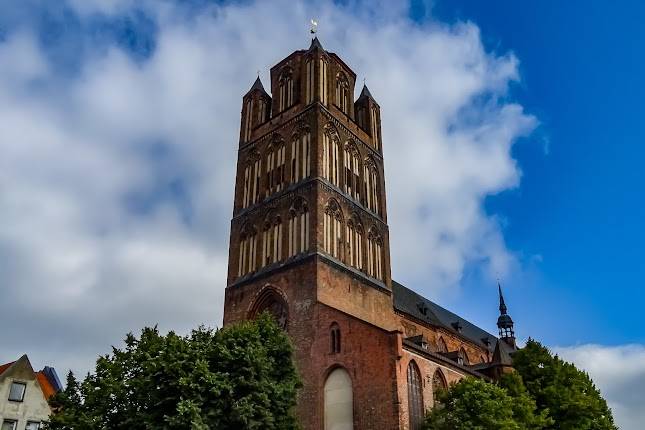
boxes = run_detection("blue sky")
[421,0,645,348]
[1,0,644,427]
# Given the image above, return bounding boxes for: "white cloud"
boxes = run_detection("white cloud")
[555,344,645,430]
[0,0,534,378]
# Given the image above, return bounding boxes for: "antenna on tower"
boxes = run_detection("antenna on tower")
[310,19,318,35]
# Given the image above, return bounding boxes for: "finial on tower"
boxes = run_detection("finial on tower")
[310,19,318,35]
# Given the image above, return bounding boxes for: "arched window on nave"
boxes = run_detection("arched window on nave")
[407,360,424,430]
[431,369,447,406]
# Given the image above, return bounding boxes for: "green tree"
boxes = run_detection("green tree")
[512,339,617,430]
[46,314,301,430]
[424,376,550,430]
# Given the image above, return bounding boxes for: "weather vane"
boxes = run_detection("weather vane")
[310,19,318,35]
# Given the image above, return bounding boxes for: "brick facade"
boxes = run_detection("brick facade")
[223,38,514,430]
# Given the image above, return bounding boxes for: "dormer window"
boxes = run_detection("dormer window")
[8,381,26,402]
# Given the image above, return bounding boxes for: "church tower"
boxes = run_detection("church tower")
[223,37,402,429]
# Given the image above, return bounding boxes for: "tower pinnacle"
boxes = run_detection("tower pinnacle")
[496,283,515,347]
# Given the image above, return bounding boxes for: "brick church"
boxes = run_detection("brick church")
[223,37,517,430]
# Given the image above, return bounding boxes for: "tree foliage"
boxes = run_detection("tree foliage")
[425,339,617,430]
[512,339,617,430]
[46,314,301,430]
[424,375,551,430]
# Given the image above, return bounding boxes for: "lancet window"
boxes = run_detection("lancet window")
[323,200,343,259]
[262,213,282,266]
[266,140,286,196]
[344,142,361,200]
[278,68,294,111]
[346,215,363,270]
[291,127,311,183]
[363,157,380,215]
[322,125,340,187]
[288,198,309,257]
[336,72,350,115]
[242,151,261,208]
[238,224,257,276]
[367,227,383,280]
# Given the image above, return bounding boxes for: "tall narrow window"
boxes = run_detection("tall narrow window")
[256,98,267,124]
[407,361,424,430]
[238,225,257,276]
[432,369,447,406]
[288,199,309,257]
[336,73,350,114]
[291,130,311,183]
[262,215,282,267]
[243,98,253,141]
[370,106,380,149]
[305,59,315,104]
[319,59,328,105]
[278,69,294,111]
[330,323,341,354]
[363,159,380,215]
[367,227,383,280]
[242,154,261,208]
[344,143,360,200]
[323,200,343,259]
[322,128,340,187]
[346,216,363,270]
[324,368,353,430]
[266,143,286,196]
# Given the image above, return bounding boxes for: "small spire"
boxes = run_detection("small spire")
[309,36,324,51]
[498,282,507,315]
[359,84,374,99]
[248,76,267,94]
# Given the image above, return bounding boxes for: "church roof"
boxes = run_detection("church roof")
[392,281,498,352]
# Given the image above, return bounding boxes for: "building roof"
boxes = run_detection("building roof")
[392,280,498,352]
[0,356,61,400]
[0,361,14,375]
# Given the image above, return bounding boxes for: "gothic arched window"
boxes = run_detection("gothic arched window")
[336,72,350,114]
[323,200,343,259]
[330,323,341,354]
[344,142,361,200]
[238,223,257,276]
[262,212,282,266]
[322,124,340,187]
[291,125,311,184]
[363,157,380,215]
[242,151,261,208]
[243,98,253,142]
[324,368,353,430]
[367,227,383,280]
[250,287,288,329]
[278,68,294,111]
[407,361,424,430]
[288,198,309,257]
[346,215,363,270]
[431,369,447,406]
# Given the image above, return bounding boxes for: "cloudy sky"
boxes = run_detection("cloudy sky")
[1,0,643,428]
